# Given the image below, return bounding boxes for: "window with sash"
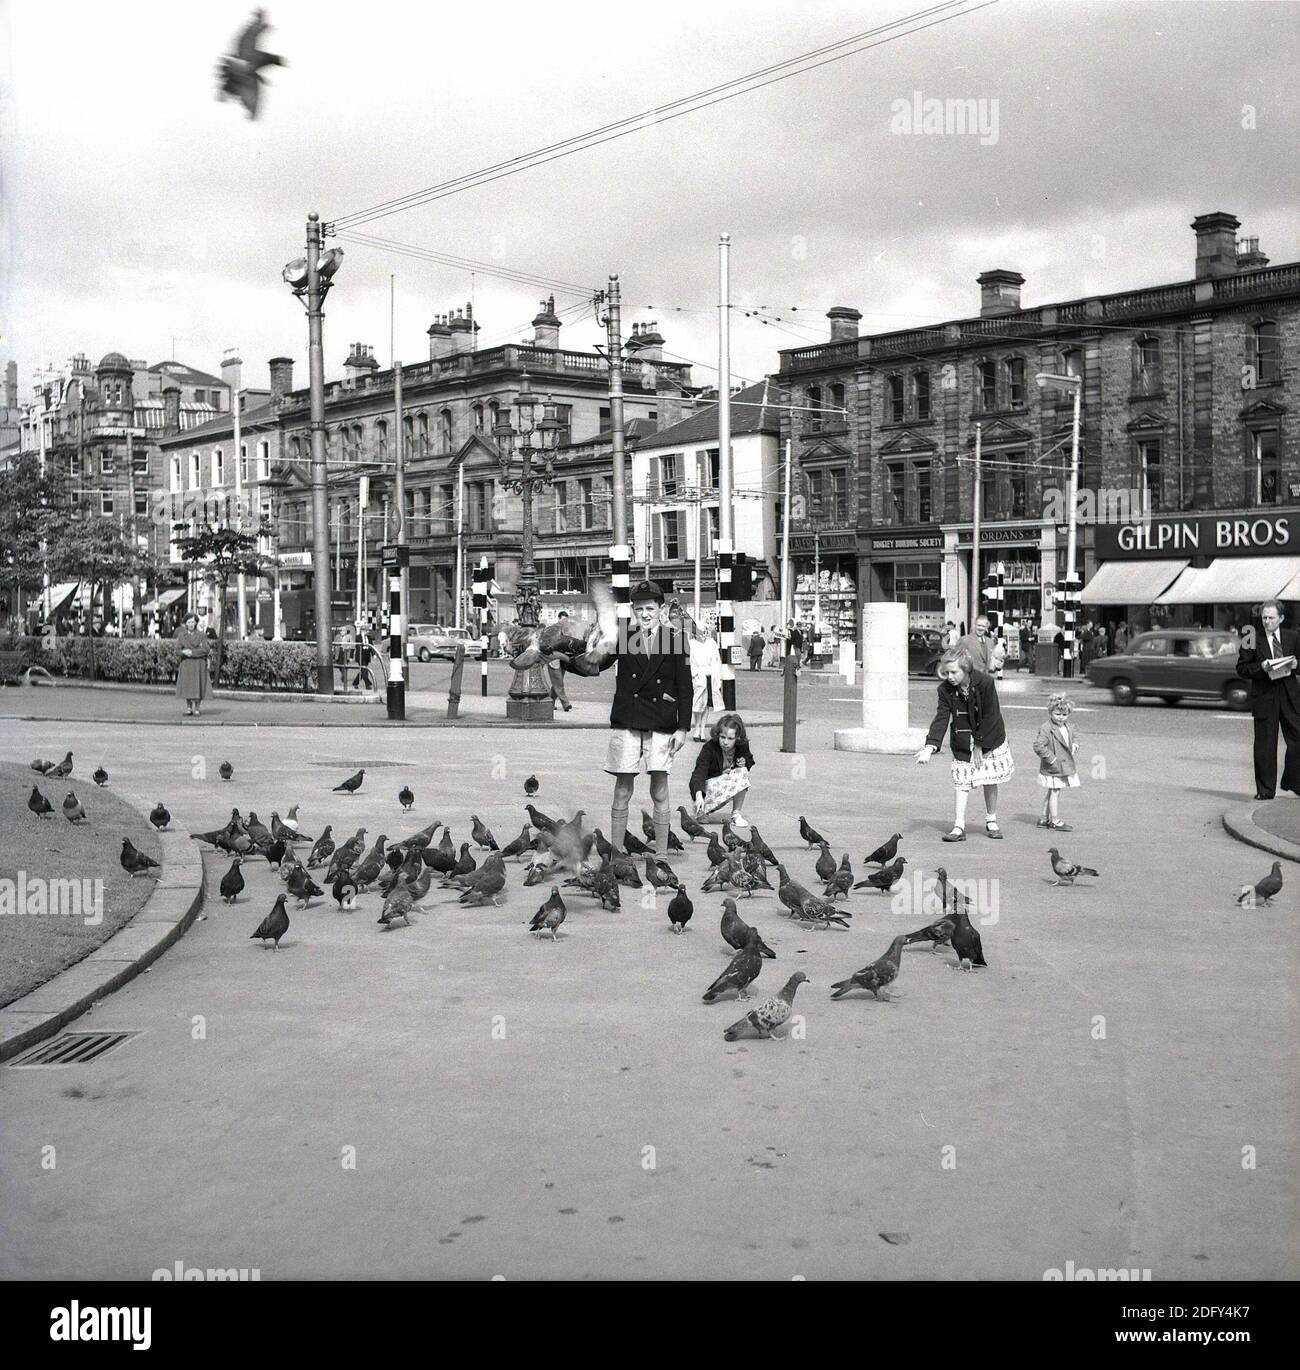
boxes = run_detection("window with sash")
[1135,437,1162,511]
[1250,427,1280,505]
[1252,321,1281,385]
[976,360,998,412]
[913,370,931,421]
[887,374,905,422]
[1005,357,1026,408]
[915,462,932,523]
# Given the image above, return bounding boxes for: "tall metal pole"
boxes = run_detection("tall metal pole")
[693,450,704,623]
[1063,380,1082,678]
[394,360,408,668]
[306,213,334,692]
[716,233,736,708]
[971,421,982,631]
[454,460,465,629]
[780,435,792,628]
[232,359,247,638]
[605,274,630,626]
[126,426,143,636]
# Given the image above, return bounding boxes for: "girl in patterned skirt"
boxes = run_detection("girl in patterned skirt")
[915,646,1015,841]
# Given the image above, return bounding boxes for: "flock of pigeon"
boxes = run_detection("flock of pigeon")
[24,749,1287,1040]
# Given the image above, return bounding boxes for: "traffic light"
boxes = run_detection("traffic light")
[732,551,753,602]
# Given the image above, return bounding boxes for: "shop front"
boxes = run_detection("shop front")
[944,522,1049,666]
[790,529,857,660]
[862,529,945,632]
[1085,510,1300,636]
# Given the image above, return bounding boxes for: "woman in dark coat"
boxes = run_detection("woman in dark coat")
[175,611,212,716]
[914,645,1014,842]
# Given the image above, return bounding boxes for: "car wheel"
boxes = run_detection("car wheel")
[418,647,431,662]
[1162,694,1182,706]
[1223,681,1250,712]
[1110,678,1136,706]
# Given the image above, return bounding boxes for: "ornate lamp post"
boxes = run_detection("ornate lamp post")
[494,376,562,721]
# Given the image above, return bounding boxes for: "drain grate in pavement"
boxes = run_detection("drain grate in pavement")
[9,1031,140,1068]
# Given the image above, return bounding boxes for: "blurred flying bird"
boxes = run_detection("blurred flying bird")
[215,8,287,121]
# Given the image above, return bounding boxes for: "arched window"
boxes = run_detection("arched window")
[1252,321,1280,385]
[912,370,930,421]
[438,408,453,452]
[473,403,485,432]
[1003,356,1026,407]
[488,400,500,432]
[417,412,430,456]
[1058,346,1082,381]
[976,359,997,411]
[375,420,388,460]
[829,382,846,425]
[403,414,415,451]
[352,424,365,461]
[1133,335,1162,395]
[887,374,905,422]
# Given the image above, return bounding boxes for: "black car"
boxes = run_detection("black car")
[1085,629,1249,709]
[908,630,944,676]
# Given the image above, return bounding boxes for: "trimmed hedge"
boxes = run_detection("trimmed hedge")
[0,634,319,692]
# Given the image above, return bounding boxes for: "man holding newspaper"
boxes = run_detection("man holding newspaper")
[1236,600,1300,800]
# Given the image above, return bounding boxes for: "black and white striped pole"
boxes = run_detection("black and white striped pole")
[610,542,631,634]
[1059,572,1080,678]
[717,539,736,709]
[472,557,492,696]
[384,544,408,720]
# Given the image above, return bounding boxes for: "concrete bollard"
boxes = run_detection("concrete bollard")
[834,601,927,754]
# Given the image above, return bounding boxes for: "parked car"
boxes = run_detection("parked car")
[908,629,944,676]
[407,623,474,662]
[1085,629,1249,709]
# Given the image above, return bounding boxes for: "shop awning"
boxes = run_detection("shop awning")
[1079,559,1188,606]
[1155,555,1300,605]
[1276,566,1300,601]
[142,587,187,613]
[43,582,80,614]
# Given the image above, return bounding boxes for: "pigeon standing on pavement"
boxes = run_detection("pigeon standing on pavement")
[747,825,780,866]
[307,826,335,868]
[287,865,323,908]
[864,832,902,866]
[220,857,245,904]
[645,856,681,892]
[528,887,567,939]
[1048,848,1100,886]
[28,785,54,819]
[903,910,956,953]
[219,761,234,781]
[666,887,693,933]
[1236,861,1283,906]
[723,972,808,1041]
[677,806,706,841]
[149,802,171,832]
[499,825,533,861]
[524,774,539,797]
[814,842,837,884]
[399,786,415,811]
[798,816,826,848]
[332,870,358,911]
[823,862,854,901]
[705,833,728,867]
[855,855,906,893]
[949,909,988,970]
[250,893,289,949]
[120,837,160,877]
[830,935,907,1000]
[265,837,287,871]
[93,766,109,787]
[471,815,498,850]
[49,751,74,779]
[333,769,365,794]
[703,929,766,1002]
[525,803,558,835]
[62,791,87,823]
[720,897,775,957]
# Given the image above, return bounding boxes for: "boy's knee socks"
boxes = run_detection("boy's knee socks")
[653,801,671,857]
[611,800,629,849]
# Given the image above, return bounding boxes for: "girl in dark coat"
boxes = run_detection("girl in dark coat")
[688,712,756,827]
[175,611,212,716]
[914,646,1014,842]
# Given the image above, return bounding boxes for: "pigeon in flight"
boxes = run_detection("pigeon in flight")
[216,8,287,121]
[1236,861,1283,906]
[1048,848,1100,886]
[830,936,906,1001]
[723,972,807,1040]
[250,893,289,949]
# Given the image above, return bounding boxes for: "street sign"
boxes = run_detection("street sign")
[380,544,410,569]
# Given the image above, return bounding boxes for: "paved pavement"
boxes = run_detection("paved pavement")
[0,687,1293,1280]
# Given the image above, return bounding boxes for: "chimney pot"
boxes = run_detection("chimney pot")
[1191,212,1242,279]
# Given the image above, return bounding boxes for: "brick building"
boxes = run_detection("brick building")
[777,210,1300,654]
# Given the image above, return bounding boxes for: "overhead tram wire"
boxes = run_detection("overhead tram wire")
[326,0,999,233]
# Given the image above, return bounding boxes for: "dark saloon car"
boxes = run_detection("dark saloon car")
[1085,629,1249,709]
[908,630,944,676]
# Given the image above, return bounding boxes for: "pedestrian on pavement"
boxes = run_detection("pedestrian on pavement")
[1114,621,1130,653]
[689,711,756,829]
[1020,621,1034,673]
[1034,692,1081,830]
[687,619,723,740]
[569,579,692,856]
[1236,600,1300,800]
[914,645,1014,842]
[747,629,766,671]
[943,620,959,649]
[175,610,211,717]
[957,614,1006,674]
[786,618,804,661]
[546,609,574,712]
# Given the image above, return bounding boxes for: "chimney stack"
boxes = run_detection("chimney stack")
[162,382,181,436]
[1236,234,1269,271]
[531,295,562,349]
[634,321,664,362]
[977,270,1024,317]
[448,303,479,356]
[1192,212,1241,279]
[427,314,454,361]
[4,359,16,410]
[221,351,243,413]
[827,305,862,341]
[343,343,378,382]
[269,357,294,410]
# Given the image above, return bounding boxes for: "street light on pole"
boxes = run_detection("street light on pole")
[283,215,343,694]
[1036,370,1083,677]
[494,375,561,721]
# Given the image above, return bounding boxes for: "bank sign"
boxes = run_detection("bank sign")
[1095,514,1295,560]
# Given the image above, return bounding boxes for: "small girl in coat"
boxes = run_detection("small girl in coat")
[1033,692,1080,831]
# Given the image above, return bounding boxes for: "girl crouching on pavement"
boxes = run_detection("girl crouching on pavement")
[914,645,1014,842]
[688,711,756,829]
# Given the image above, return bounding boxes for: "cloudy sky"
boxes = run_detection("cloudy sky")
[3,0,1296,399]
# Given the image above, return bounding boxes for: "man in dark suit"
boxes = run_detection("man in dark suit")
[1236,600,1300,799]
[571,580,692,855]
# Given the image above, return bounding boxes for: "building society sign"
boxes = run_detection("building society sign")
[1096,514,1295,559]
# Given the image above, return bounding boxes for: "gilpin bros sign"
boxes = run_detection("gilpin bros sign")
[1095,514,1296,560]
